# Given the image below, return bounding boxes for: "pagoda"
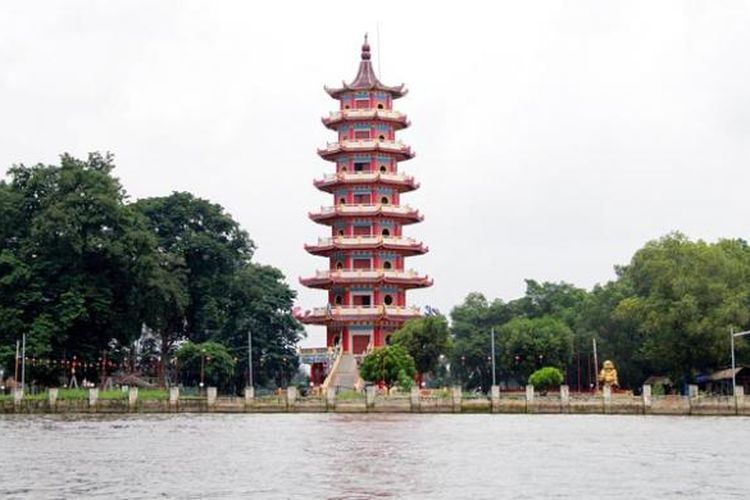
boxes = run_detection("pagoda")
[299,36,431,385]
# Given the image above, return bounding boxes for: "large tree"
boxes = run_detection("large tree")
[0,153,157,383]
[392,315,451,381]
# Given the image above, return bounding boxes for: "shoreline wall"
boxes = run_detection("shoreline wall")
[1,385,748,416]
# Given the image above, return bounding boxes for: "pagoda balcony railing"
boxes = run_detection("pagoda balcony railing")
[314,235,422,247]
[325,109,407,121]
[309,305,421,317]
[320,139,410,153]
[318,171,415,184]
[313,203,420,217]
[310,269,425,280]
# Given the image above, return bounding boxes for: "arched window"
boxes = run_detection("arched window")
[333,335,341,345]
[336,261,343,270]
[344,105,350,110]
[341,166,347,173]
[383,294,394,306]
[381,228,390,237]
[385,334,393,345]
[338,229,345,237]
[334,295,343,305]
[339,197,346,205]
[378,134,386,141]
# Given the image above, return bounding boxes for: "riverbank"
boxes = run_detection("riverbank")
[1,385,748,416]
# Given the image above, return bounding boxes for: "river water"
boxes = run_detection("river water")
[1,414,748,499]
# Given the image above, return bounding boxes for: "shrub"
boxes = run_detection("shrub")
[528,367,564,392]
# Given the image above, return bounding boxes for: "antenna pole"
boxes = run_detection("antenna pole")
[376,23,381,77]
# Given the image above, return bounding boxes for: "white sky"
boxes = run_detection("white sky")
[2,1,749,347]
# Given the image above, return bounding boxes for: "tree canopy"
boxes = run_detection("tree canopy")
[359,345,416,390]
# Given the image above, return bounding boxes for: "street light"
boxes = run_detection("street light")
[731,329,750,396]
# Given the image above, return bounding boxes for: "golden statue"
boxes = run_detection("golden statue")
[598,360,619,388]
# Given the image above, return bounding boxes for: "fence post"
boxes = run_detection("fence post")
[286,386,298,411]
[525,384,534,413]
[244,387,254,406]
[88,388,98,409]
[451,385,462,412]
[48,388,58,410]
[560,385,570,413]
[366,386,376,410]
[169,386,179,410]
[206,387,217,409]
[326,387,336,411]
[13,388,23,407]
[735,386,745,415]
[128,387,139,411]
[490,385,500,413]
[642,385,652,414]
[602,385,612,413]
[410,386,420,412]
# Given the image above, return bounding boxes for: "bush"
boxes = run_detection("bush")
[528,367,564,392]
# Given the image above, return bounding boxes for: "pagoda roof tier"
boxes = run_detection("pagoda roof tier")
[322,109,410,130]
[299,269,433,289]
[304,235,429,257]
[309,204,423,225]
[314,171,419,193]
[324,35,407,100]
[318,140,415,162]
[298,305,421,325]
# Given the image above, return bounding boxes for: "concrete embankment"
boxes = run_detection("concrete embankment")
[1,385,749,416]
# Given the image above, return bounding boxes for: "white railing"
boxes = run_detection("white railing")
[313,204,418,216]
[314,235,422,247]
[318,171,414,182]
[326,109,405,121]
[320,140,409,152]
[309,305,421,317]
[309,269,423,280]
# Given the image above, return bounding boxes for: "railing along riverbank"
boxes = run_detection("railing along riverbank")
[1,384,748,416]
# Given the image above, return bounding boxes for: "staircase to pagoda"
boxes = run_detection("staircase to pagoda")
[322,352,362,391]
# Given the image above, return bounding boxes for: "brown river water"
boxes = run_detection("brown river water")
[1,414,748,499]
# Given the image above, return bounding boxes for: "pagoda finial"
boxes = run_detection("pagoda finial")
[361,33,371,61]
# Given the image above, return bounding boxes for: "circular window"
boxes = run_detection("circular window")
[341,166,347,172]
[378,134,386,141]
[338,229,344,236]
[382,228,390,237]
[380,165,387,173]
[384,295,394,306]
[334,295,343,305]
[344,105,350,110]
[377,103,384,110]
[339,198,346,205]
[381,196,389,205]
[383,261,392,269]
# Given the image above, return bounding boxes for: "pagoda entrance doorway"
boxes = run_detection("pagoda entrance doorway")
[352,334,371,354]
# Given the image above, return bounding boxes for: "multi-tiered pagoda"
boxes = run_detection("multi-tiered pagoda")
[299,36,431,385]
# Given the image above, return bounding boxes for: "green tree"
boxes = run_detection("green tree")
[528,366,564,392]
[175,341,235,391]
[391,315,451,380]
[498,316,574,382]
[359,345,416,390]
[0,153,158,383]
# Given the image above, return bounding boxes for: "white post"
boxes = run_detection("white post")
[642,385,652,409]
[366,385,376,408]
[128,387,139,409]
[206,387,217,407]
[286,386,298,409]
[560,385,570,406]
[13,387,23,405]
[244,386,254,404]
[89,388,99,407]
[326,387,336,409]
[20,333,26,391]
[169,386,180,405]
[410,385,420,410]
[452,385,462,410]
[48,388,58,407]
[688,384,698,398]
[525,384,535,403]
[491,327,496,387]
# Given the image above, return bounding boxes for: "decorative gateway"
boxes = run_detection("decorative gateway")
[298,35,432,386]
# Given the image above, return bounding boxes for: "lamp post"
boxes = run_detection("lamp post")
[731,329,750,396]
[200,348,206,395]
[490,328,497,387]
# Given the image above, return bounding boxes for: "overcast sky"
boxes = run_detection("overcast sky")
[2,1,749,346]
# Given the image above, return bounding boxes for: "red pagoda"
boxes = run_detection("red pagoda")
[299,36,431,386]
